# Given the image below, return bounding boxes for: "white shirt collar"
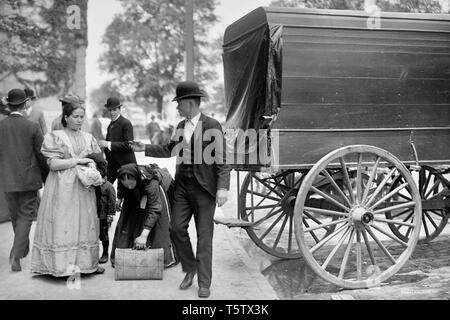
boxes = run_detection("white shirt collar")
[187,112,201,127]
[112,114,121,122]
[10,111,23,116]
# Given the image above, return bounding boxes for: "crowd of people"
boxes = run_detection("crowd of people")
[145,113,174,146]
[0,81,230,298]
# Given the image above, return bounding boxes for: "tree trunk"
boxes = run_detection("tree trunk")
[156,95,163,115]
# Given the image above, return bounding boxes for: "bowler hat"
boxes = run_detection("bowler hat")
[59,93,84,107]
[24,88,36,100]
[172,81,206,102]
[104,97,122,109]
[5,89,29,106]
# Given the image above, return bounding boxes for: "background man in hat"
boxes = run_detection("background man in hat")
[131,81,230,298]
[23,88,47,135]
[0,89,48,271]
[51,93,90,132]
[98,96,137,183]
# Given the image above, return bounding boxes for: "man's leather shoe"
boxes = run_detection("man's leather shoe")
[198,287,210,298]
[99,253,108,264]
[179,270,196,290]
[11,256,21,272]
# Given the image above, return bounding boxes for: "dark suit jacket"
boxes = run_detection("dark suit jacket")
[145,113,230,197]
[0,114,48,192]
[105,115,137,168]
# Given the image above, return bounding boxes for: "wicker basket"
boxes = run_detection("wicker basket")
[114,248,164,280]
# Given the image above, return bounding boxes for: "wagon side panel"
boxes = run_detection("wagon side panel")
[272,13,450,168]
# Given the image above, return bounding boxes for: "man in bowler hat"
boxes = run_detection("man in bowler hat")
[98,97,137,183]
[131,81,230,298]
[0,89,48,271]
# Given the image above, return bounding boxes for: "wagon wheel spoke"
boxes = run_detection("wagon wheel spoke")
[369,183,409,211]
[398,211,414,230]
[288,209,294,253]
[390,208,413,219]
[423,211,439,231]
[365,226,396,264]
[422,214,430,238]
[365,168,397,208]
[361,156,381,204]
[304,206,348,218]
[338,229,355,279]
[310,186,351,212]
[423,180,441,200]
[322,227,352,270]
[321,170,352,207]
[273,212,290,250]
[373,201,416,215]
[270,176,292,195]
[339,157,356,205]
[303,217,349,233]
[252,174,285,198]
[246,204,282,211]
[370,223,408,247]
[373,216,416,228]
[356,153,363,204]
[252,207,284,226]
[429,210,444,218]
[259,212,286,241]
[396,211,414,231]
[302,217,320,244]
[246,190,280,202]
[419,170,436,199]
[310,223,350,254]
[356,229,362,280]
[361,228,377,267]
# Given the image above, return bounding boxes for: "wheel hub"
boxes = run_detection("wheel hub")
[350,206,374,227]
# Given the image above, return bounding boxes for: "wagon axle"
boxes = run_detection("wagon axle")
[350,206,374,227]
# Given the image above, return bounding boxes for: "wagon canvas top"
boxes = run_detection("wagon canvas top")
[222,7,450,168]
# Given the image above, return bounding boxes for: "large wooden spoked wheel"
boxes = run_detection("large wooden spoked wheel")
[294,145,422,289]
[239,170,339,259]
[385,166,449,243]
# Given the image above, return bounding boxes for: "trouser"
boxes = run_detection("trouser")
[5,190,38,259]
[170,176,216,289]
[107,161,120,184]
[99,218,109,242]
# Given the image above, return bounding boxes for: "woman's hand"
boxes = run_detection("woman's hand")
[76,158,94,165]
[134,228,150,250]
[134,235,148,250]
[116,199,122,211]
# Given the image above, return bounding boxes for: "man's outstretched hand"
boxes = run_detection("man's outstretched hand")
[216,189,228,207]
[129,141,145,152]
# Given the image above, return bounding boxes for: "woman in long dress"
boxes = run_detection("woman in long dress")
[31,103,105,276]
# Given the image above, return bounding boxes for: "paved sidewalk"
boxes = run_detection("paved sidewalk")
[0,216,278,300]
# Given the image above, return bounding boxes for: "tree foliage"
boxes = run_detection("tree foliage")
[269,0,443,12]
[89,80,124,113]
[100,0,221,115]
[0,0,88,96]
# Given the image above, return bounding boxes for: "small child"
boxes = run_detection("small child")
[88,153,117,264]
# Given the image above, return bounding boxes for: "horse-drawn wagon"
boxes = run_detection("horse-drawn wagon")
[218,6,450,289]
